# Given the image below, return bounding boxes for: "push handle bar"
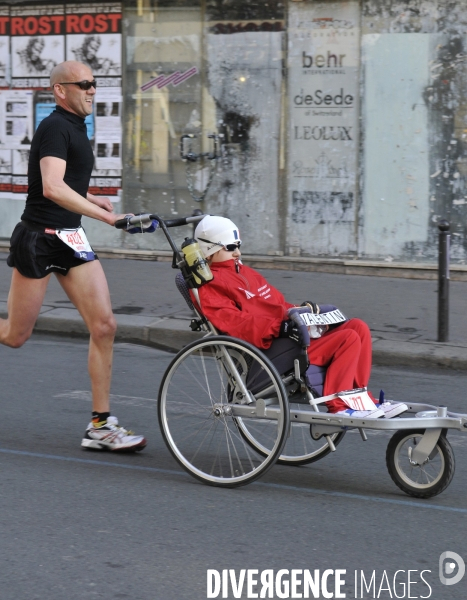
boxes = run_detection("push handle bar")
[114,213,206,230]
[165,215,207,228]
[114,212,208,260]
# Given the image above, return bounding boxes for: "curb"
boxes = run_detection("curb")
[83,249,467,282]
[30,308,204,353]
[371,338,467,371]
[5,306,464,371]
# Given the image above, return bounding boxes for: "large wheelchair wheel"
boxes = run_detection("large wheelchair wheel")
[386,429,455,498]
[158,336,290,487]
[236,406,346,466]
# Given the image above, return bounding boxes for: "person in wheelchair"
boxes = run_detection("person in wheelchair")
[192,215,407,419]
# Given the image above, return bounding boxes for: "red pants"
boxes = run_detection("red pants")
[306,319,376,413]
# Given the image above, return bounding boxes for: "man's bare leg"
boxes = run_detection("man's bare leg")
[0,268,50,348]
[56,260,116,414]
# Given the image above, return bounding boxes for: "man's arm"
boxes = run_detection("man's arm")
[87,192,113,213]
[40,156,120,225]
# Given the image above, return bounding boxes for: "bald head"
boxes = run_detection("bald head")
[50,61,96,118]
[50,61,93,87]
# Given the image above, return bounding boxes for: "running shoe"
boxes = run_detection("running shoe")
[377,401,408,419]
[81,416,146,451]
[336,407,384,419]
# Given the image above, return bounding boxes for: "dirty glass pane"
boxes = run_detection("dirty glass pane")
[123,0,203,250]
[123,0,285,253]
[203,1,285,254]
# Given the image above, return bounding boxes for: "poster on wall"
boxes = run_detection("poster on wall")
[0,148,12,193]
[10,4,65,89]
[33,89,55,129]
[0,89,33,198]
[65,2,122,85]
[12,148,30,194]
[67,33,121,77]
[94,86,122,171]
[0,2,122,200]
[287,1,360,255]
[65,3,122,194]
[0,7,8,88]
[0,10,9,196]
[0,36,9,87]
[0,89,34,147]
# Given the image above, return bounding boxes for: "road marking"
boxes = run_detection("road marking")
[1,447,466,514]
[54,390,157,407]
[255,482,467,513]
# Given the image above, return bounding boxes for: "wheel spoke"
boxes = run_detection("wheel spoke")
[158,337,289,486]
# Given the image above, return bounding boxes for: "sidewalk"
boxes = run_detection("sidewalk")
[1,253,467,370]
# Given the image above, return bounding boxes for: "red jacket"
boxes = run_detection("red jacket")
[192,259,294,349]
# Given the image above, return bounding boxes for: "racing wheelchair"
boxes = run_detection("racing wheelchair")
[115,213,467,498]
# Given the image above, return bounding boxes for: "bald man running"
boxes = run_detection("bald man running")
[2,61,146,451]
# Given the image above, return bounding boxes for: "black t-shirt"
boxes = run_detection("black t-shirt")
[22,105,95,229]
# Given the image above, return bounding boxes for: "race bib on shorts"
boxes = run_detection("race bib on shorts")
[56,227,95,261]
[337,389,376,411]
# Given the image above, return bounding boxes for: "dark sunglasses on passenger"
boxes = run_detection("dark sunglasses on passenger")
[224,242,241,251]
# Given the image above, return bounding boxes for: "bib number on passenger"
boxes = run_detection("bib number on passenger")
[299,309,347,327]
[337,389,376,411]
[56,227,95,261]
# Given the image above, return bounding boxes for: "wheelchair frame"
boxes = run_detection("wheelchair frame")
[115,213,467,498]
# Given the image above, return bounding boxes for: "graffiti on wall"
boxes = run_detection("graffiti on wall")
[423,34,467,259]
[292,190,354,224]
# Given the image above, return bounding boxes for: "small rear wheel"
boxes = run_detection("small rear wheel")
[386,429,455,498]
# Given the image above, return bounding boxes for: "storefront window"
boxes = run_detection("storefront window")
[123,0,285,252]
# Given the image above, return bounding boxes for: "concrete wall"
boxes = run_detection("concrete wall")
[360,33,430,259]
[361,0,467,262]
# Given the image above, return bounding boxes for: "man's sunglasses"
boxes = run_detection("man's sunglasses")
[57,80,97,90]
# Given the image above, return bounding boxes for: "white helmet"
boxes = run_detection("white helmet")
[195,215,241,258]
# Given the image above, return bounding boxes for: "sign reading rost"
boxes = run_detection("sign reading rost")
[8,13,121,35]
[0,12,121,36]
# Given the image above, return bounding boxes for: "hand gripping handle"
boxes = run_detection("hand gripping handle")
[114,213,156,229]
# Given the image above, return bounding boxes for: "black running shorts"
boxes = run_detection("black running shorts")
[7,221,97,279]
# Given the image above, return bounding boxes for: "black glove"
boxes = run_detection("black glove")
[300,301,319,314]
[279,319,304,345]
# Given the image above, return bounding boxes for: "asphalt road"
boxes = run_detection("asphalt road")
[1,335,466,600]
